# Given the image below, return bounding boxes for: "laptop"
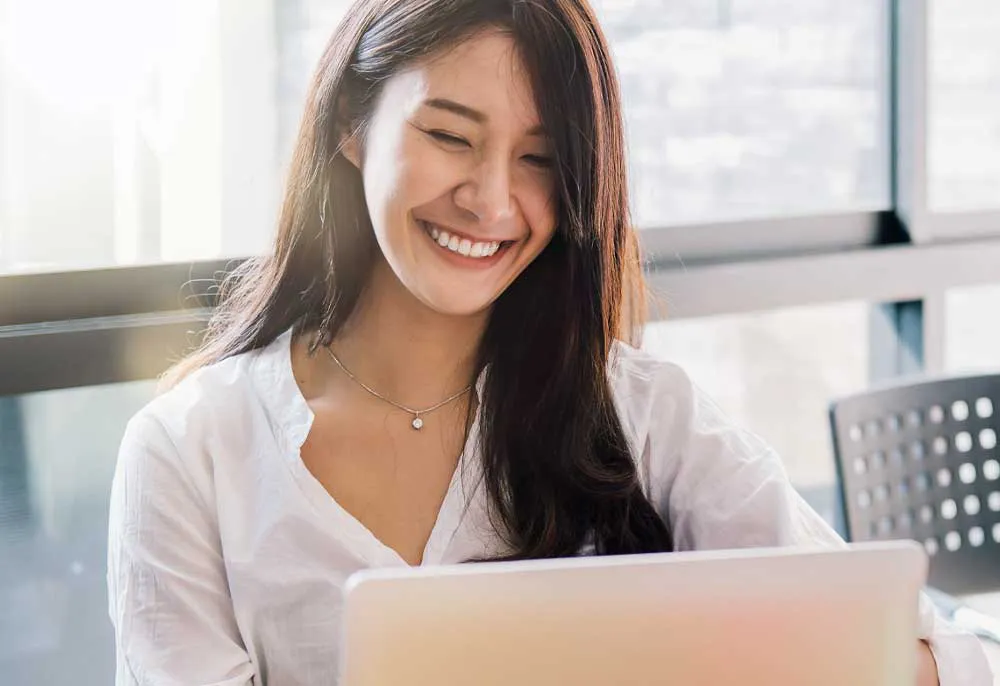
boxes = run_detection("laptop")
[340,541,926,686]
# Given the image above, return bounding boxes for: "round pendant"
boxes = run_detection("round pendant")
[411,417,424,430]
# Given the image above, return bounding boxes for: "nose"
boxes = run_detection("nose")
[453,153,515,225]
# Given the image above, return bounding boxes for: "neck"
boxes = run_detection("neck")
[330,258,487,408]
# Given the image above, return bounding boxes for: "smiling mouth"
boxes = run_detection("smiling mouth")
[417,220,516,260]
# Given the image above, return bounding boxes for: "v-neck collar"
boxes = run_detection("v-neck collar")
[251,328,485,568]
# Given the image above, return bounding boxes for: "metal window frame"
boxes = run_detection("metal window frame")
[894,0,1000,244]
[645,234,1000,321]
[0,259,234,326]
[0,260,234,395]
[638,212,886,270]
[0,311,211,396]
[890,0,1000,377]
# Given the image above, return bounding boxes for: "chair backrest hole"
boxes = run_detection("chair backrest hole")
[981,428,997,450]
[983,459,1000,481]
[969,526,985,547]
[977,397,994,419]
[941,499,957,520]
[964,494,981,516]
[959,462,977,484]
[952,400,970,421]
[937,468,952,488]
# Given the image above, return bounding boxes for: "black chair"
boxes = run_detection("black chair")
[830,374,1000,595]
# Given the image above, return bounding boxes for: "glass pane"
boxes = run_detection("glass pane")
[0,380,155,686]
[929,0,1000,212]
[643,301,869,494]
[593,0,889,226]
[946,284,1000,372]
[0,0,353,274]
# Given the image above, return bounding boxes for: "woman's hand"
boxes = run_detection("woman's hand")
[918,640,940,686]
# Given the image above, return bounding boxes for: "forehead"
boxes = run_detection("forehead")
[415,30,541,128]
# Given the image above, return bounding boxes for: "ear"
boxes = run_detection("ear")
[336,93,362,169]
[340,132,361,169]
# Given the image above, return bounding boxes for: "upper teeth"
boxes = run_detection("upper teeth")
[428,224,501,258]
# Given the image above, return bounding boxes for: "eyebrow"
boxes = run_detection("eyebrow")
[423,97,547,137]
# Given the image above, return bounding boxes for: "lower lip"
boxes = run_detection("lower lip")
[418,221,514,270]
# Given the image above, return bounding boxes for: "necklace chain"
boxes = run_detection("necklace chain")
[325,347,472,430]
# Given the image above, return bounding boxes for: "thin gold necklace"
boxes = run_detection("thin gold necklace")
[325,347,472,430]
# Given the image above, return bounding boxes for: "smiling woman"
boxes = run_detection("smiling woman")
[105,1,987,685]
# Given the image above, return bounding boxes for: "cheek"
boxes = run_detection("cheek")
[370,136,462,232]
[522,187,558,245]
[362,165,404,237]
[361,129,410,219]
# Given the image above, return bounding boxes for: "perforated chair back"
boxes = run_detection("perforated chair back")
[830,374,1000,595]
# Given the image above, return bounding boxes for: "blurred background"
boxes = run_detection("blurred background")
[2,0,1000,683]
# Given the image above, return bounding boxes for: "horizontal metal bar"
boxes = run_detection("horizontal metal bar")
[925,211,1000,241]
[639,211,888,268]
[0,312,211,396]
[0,310,209,338]
[0,258,241,327]
[647,235,1000,320]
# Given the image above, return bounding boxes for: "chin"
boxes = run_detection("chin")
[415,286,498,318]
[423,298,494,318]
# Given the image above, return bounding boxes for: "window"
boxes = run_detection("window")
[592,0,889,226]
[0,381,155,685]
[0,0,349,275]
[929,0,1000,213]
[946,284,1000,373]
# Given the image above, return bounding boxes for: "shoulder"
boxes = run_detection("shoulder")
[136,349,264,444]
[607,340,780,497]
[609,339,767,446]
[119,332,297,484]
[609,342,842,551]
[608,340,698,442]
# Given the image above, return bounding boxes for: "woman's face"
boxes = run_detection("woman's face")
[346,29,558,316]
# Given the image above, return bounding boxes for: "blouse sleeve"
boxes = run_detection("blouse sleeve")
[638,362,993,686]
[107,411,256,686]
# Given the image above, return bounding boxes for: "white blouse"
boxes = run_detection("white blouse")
[107,329,992,685]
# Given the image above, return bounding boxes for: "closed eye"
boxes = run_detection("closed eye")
[523,154,553,168]
[426,129,471,147]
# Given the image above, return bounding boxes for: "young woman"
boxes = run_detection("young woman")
[107,1,989,684]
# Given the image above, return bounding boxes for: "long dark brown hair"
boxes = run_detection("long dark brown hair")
[167,0,672,559]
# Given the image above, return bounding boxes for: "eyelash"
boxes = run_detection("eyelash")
[523,155,553,169]
[427,130,470,147]
[424,129,553,168]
